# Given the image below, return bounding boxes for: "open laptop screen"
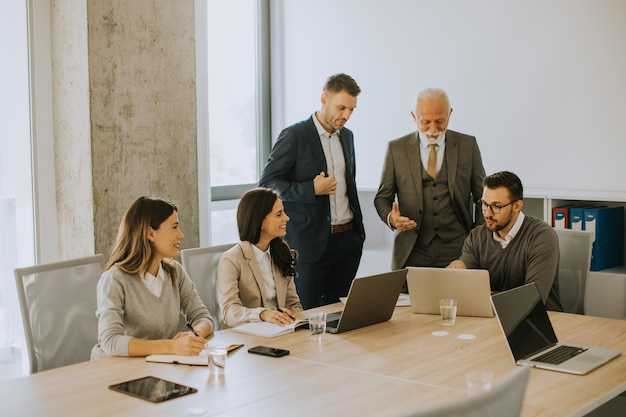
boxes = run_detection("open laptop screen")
[491,283,559,360]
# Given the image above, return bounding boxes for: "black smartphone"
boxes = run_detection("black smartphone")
[108,376,197,403]
[248,345,290,357]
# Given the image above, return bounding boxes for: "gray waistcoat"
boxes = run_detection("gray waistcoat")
[416,157,467,245]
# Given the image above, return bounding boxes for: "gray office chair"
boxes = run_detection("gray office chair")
[402,365,531,417]
[14,253,105,374]
[555,229,593,314]
[180,243,235,330]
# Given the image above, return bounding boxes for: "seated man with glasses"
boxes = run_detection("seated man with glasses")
[447,171,563,310]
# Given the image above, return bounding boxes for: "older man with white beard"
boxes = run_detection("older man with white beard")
[374,88,485,291]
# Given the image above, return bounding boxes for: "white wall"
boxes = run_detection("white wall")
[277,0,626,194]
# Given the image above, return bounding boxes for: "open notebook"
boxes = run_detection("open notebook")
[233,320,308,338]
[146,343,244,365]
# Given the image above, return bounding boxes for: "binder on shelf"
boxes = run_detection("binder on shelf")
[583,206,624,271]
[569,206,588,230]
[551,206,571,229]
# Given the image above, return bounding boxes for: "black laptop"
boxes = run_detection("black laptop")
[491,283,621,375]
[325,269,407,334]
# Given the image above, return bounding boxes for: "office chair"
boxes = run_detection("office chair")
[555,229,593,314]
[402,365,531,417]
[14,253,105,374]
[180,243,235,330]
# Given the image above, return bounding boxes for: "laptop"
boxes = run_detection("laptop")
[325,269,407,334]
[491,283,621,375]
[406,267,494,317]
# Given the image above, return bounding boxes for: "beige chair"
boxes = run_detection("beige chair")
[403,365,531,417]
[14,254,105,374]
[555,229,594,314]
[180,243,235,329]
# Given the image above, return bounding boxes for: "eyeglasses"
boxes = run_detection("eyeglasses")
[480,200,516,214]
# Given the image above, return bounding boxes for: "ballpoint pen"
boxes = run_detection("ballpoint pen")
[187,322,200,337]
[276,307,295,319]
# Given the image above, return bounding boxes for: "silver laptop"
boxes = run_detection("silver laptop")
[491,283,621,375]
[326,269,407,334]
[406,267,494,317]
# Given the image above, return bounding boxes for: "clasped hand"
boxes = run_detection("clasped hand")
[314,171,337,195]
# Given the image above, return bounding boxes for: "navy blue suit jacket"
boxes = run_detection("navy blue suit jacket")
[259,116,365,263]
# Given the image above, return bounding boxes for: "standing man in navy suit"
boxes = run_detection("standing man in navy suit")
[259,73,365,309]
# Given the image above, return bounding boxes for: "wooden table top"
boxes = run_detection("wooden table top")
[1,305,624,417]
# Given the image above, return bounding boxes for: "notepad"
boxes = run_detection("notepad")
[232,320,308,338]
[146,343,244,365]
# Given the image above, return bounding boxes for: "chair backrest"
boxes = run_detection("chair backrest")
[555,229,593,314]
[14,253,105,374]
[403,365,531,417]
[180,243,235,329]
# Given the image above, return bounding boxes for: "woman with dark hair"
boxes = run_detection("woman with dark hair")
[217,187,302,328]
[91,196,214,359]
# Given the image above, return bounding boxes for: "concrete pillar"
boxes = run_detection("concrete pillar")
[50,0,199,259]
[51,0,95,258]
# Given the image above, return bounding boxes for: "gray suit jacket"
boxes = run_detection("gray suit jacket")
[216,242,303,328]
[374,130,485,270]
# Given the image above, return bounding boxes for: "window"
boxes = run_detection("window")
[0,1,34,356]
[205,0,270,201]
[197,0,271,245]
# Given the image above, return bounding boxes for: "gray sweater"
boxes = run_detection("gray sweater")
[459,215,563,311]
[91,260,213,358]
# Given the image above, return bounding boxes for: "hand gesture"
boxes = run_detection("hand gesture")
[389,202,417,232]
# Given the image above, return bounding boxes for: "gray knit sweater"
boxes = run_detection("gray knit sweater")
[459,215,563,311]
[91,260,213,358]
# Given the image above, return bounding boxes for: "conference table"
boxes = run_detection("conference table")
[1,304,625,417]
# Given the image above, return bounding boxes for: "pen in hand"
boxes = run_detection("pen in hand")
[276,307,296,320]
[187,322,200,337]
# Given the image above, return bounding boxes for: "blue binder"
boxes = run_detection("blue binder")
[569,207,587,230]
[583,206,624,271]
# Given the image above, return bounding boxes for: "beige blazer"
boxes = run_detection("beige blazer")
[216,241,302,328]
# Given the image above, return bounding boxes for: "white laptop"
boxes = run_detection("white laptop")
[406,267,494,317]
[491,283,621,375]
[325,269,407,334]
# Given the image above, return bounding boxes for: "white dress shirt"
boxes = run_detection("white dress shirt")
[493,212,525,249]
[252,244,277,311]
[140,263,165,297]
[313,113,354,225]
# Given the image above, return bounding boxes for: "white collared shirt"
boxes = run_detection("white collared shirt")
[419,132,446,176]
[493,212,525,249]
[252,244,277,311]
[141,264,165,297]
[312,113,353,226]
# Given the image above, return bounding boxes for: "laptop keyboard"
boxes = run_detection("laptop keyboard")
[534,345,588,365]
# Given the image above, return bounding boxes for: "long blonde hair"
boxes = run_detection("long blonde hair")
[106,196,178,280]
